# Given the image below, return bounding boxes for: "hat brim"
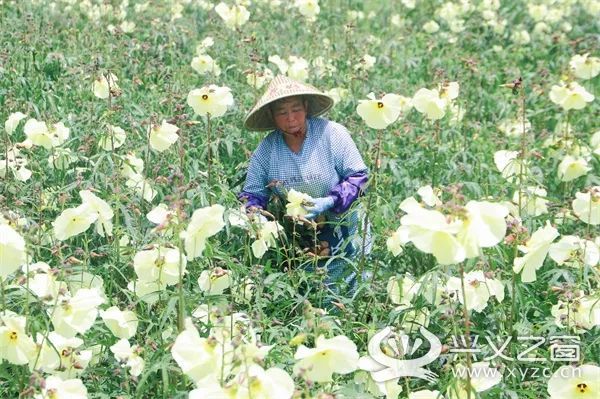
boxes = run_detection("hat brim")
[244,93,334,131]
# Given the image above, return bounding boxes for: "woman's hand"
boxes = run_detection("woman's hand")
[304,196,335,220]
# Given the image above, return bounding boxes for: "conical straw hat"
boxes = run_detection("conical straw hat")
[244,75,334,131]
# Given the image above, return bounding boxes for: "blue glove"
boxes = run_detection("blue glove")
[304,196,335,220]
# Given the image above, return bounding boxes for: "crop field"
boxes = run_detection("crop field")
[0,0,599,398]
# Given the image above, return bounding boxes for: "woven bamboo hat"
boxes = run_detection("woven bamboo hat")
[244,75,334,131]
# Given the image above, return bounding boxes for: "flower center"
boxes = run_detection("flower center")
[576,383,588,393]
[202,94,209,100]
[9,331,18,341]
[377,102,384,108]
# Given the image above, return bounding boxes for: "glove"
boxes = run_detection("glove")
[304,196,335,220]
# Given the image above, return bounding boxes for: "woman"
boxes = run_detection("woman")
[238,75,371,297]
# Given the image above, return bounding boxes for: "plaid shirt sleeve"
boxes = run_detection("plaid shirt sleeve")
[238,137,271,209]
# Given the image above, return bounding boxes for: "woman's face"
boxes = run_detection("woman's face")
[271,96,308,138]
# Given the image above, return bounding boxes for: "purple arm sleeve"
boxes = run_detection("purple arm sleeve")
[328,171,369,214]
[238,191,269,210]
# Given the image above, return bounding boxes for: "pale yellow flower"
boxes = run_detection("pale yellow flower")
[293,334,359,382]
[125,173,157,203]
[498,118,531,137]
[356,92,403,129]
[98,125,126,150]
[446,271,504,312]
[386,226,408,256]
[181,204,226,260]
[423,20,440,33]
[110,338,145,376]
[50,288,105,338]
[547,365,600,399]
[133,246,186,286]
[549,235,599,267]
[41,332,92,378]
[35,376,87,399]
[198,268,231,295]
[52,204,98,241]
[493,150,530,183]
[79,190,114,237]
[0,224,27,281]
[552,294,600,331]
[448,362,502,398]
[187,85,234,118]
[572,188,600,225]
[286,189,312,217]
[93,72,119,99]
[0,311,36,365]
[252,220,283,258]
[191,54,221,76]
[512,186,549,217]
[386,274,421,307]
[120,152,144,178]
[100,306,138,339]
[295,0,320,21]
[246,67,274,89]
[412,88,447,120]
[549,82,594,110]
[569,53,600,80]
[558,155,591,181]
[149,120,179,152]
[513,221,559,283]
[325,87,349,105]
[456,201,508,258]
[4,112,27,134]
[214,2,250,30]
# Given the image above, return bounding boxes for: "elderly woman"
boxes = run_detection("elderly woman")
[238,75,370,296]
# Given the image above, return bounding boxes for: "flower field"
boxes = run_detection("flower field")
[1,0,600,398]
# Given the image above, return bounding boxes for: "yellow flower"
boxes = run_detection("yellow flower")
[295,0,320,21]
[125,173,157,203]
[286,189,312,218]
[110,338,145,377]
[100,306,139,339]
[252,220,283,258]
[513,221,559,283]
[133,246,186,286]
[569,53,600,80]
[386,274,421,306]
[51,288,105,337]
[386,226,408,256]
[498,118,531,137]
[445,271,504,312]
[92,72,119,99]
[512,186,549,217]
[4,112,26,135]
[549,82,594,110]
[549,235,599,267]
[423,20,440,33]
[38,376,87,399]
[0,311,36,365]
[198,268,231,295]
[558,155,591,181]
[246,67,274,89]
[79,190,114,237]
[412,88,447,120]
[356,92,403,129]
[41,332,92,378]
[572,188,600,225]
[287,55,310,82]
[181,204,226,260]
[456,200,509,258]
[324,87,349,105]
[187,85,234,118]
[547,365,600,399]
[52,204,98,241]
[493,150,530,183]
[293,334,359,382]
[98,125,127,150]
[149,120,179,152]
[0,224,27,281]
[551,294,600,331]
[214,2,250,30]
[191,54,221,76]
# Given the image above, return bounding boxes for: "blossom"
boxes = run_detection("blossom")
[386,226,409,256]
[214,2,250,30]
[133,246,186,286]
[120,152,144,178]
[79,190,114,237]
[48,147,76,170]
[549,235,599,267]
[513,222,559,283]
[423,20,440,33]
[125,173,157,203]
[511,29,530,45]
[446,271,504,312]
[110,339,145,376]
[512,186,549,217]
[39,332,92,377]
[569,53,600,80]
[549,82,594,110]
[198,268,231,295]
[456,201,508,258]
[448,362,502,398]
[229,365,295,399]
[98,125,126,150]
[187,85,234,118]
[149,120,179,152]
[35,376,87,399]
[356,92,403,129]
[50,288,105,337]
[286,189,312,217]
[412,88,447,120]
[52,204,98,241]
[558,155,591,182]
[93,72,119,99]
[551,294,600,331]
[295,0,320,21]
[0,311,36,365]
[251,220,283,258]
[127,280,164,305]
[100,306,138,339]
[191,54,221,76]
[439,81,459,102]
[268,55,289,74]
[287,56,310,82]
[4,112,27,134]
[195,37,214,54]
[0,224,27,281]
[325,87,349,104]
[387,274,421,307]
[293,334,359,382]
[246,67,274,89]
[181,204,225,260]
[0,146,32,182]
[493,150,530,183]
[572,188,600,225]
[498,118,531,137]
[547,365,600,399]
[354,54,376,71]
